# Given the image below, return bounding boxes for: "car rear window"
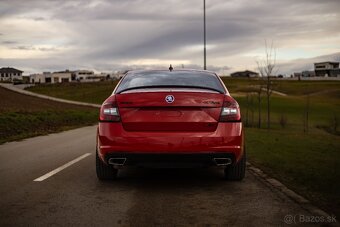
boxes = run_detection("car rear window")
[116,70,225,93]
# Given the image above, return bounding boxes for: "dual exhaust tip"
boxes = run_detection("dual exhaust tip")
[108,158,126,167]
[108,157,232,167]
[213,158,232,166]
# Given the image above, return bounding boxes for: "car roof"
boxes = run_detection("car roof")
[125,69,217,76]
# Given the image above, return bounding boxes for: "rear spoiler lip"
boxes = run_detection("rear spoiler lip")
[117,85,225,94]
[119,87,222,94]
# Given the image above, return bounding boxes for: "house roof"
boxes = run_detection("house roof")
[314,61,339,65]
[0,67,23,73]
[230,70,259,75]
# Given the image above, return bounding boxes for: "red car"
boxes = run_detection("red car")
[96,69,245,180]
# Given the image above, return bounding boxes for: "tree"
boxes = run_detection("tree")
[256,40,277,129]
[245,92,249,127]
[303,95,310,133]
[256,85,263,128]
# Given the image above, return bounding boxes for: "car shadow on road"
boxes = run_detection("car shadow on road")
[98,167,246,190]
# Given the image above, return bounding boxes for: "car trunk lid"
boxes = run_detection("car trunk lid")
[116,91,224,131]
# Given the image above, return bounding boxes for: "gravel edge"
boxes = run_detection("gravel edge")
[247,162,339,226]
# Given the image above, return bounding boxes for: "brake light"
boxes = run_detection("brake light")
[219,96,241,122]
[99,102,120,122]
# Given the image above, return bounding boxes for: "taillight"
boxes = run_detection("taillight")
[219,96,241,122]
[99,102,120,122]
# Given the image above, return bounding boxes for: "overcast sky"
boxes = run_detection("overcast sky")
[0,0,340,75]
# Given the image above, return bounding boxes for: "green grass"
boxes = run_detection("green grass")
[0,110,98,144]
[273,80,340,96]
[246,128,340,216]
[221,77,340,96]
[0,87,99,144]
[236,95,340,132]
[27,81,118,104]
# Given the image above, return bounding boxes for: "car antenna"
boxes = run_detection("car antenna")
[169,64,173,71]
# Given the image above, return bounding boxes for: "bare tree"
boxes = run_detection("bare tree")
[256,85,263,128]
[330,113,338,134]
[250,94,254,127]
[256,40,277,129]
[245,92,249,127]
[303,95,310,133]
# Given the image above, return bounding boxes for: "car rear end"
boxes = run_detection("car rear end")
[96,70,245,180]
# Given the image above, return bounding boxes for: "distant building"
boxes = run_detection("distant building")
[293,72,302,77]
[26,69,122,84]
[72,70,95,81]
[0,67,23,82]
[43,72,52,83]
[30,72,51,84]
[22,75,30,83]
[301,71,316,77]
[51,71,72,83]
[230,70,259,78]
[314,62,340,77]
[30,74,45,84]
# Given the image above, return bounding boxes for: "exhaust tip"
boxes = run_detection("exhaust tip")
[213,158,232,166]
[108,158,126,166]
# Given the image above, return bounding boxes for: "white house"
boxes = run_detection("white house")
[51,72,72,83]
[30,74,45,84]
[73,70,94,81]
[30,72,52,83]
[314,62,340,77]
[0,67,23,82]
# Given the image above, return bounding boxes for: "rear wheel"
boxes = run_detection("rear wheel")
[224,149,246,181]
[96,151,118,180]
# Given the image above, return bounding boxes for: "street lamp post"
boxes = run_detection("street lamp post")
[203,0,207,70]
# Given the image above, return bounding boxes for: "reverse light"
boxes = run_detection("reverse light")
[103,107,118,115]
[219,97,241,122]
[221,107,238,115]
[99,102,120,122]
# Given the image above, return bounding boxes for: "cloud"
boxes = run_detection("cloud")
[2,40,17,44]
[10,46,55,51]
[11,45,34,50]
[0,0,339,74]
[32,17,46,21]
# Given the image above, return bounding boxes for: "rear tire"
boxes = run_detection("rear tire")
[96,151,118,180]
[224,149,246,181]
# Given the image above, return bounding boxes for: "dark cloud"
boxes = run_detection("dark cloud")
[10,45,58,52]
[2,40,17,44]
[38,47,57,51]
[11,45,34,50]
[32,17,46,21]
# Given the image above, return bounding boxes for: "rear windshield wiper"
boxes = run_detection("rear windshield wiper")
[117,85,224,94]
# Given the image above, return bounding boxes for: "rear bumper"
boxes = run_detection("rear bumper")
[97,122,244,165]
[105,153,235,168]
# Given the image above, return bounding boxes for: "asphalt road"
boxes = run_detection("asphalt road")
[0,126,322,226]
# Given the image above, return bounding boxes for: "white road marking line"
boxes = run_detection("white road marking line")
[33,153,91,182]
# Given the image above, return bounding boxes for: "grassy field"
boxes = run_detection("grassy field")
[246,128,339,216]
[27,78,340,215]
[221,77,340,96]
[27,81,118,104]
[0,86,98,144]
